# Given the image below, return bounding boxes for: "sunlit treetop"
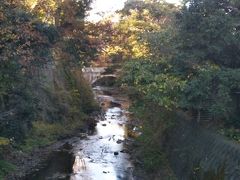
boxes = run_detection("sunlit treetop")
[87,0,181,22]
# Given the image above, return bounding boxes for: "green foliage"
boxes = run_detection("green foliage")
[0,60,20,102]
[0,160,16,180]
[33,23,59,43]
[135,120,166,172]
[122,59,186,109]
[21,121,62,151]
[0,0,54,141]
[190,161,225,180]
[176,0,240,69]
[122,0,176,19]
[139,137,165,172]
[130,98,176,173]
[63,68,98,114]
[23,0,92,24]
[20,117,87,152]
[0,0,97,145]
[120,0,240,127]
[181,66,240,120]
[144,25,177,60]
[0,61,35,141]
[91,0,178,62]
[219,128,240,142]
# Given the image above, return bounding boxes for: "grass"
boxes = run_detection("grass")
[0,137,14,179]
[0,160,16,180]
[20,116,87,152]
[16,67,99,152]
[135,123,168,172]
[137,138,165,171]
[131,99,176,174]
[219,127,240,142]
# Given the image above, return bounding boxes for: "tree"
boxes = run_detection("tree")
[0,0,57,141]
[120,0,240,125]
[0,0,94,141]
[175,0,240,71]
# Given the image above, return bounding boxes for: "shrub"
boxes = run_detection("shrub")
[0,160,16,180]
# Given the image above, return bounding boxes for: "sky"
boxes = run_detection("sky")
[87,0,182,22]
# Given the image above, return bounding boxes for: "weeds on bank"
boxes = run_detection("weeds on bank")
[20,116,87,152]
[219,128,240,142]
[0,160,16,180]
[131,100,176,172]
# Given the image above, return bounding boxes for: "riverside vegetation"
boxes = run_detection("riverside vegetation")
[92,0,240,178]
[1,0,240,179]
[0,0,98,178]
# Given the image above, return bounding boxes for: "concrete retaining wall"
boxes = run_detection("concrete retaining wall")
[165,119,240,180]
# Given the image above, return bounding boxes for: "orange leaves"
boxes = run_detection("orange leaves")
[0,2,52,70]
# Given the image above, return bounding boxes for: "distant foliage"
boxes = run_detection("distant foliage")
[87,0,178,63]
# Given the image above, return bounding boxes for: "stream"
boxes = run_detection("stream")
[70,85,134,180]
[26,67,135,180]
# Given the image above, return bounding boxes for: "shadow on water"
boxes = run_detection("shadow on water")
[24,150,75,180]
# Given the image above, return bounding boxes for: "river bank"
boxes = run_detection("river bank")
[4,112,99,180]
[4,66,177,180]
[4,67,136,180]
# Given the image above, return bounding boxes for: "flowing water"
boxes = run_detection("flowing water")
[70,86,134,180]
[26,67,134,180]
[70,67,134,180]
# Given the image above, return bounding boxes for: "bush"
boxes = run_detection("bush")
[131,98,176,172]
[219,128,240,142]
[180,67,240,122]
[121,59,186,109]
[0,160,16,180]
[136,125,165,172]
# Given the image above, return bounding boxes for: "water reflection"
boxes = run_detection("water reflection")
[70,86,134,180]
[72,152,86,173]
